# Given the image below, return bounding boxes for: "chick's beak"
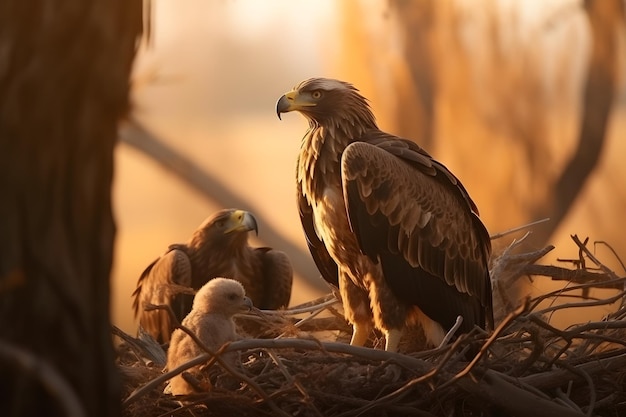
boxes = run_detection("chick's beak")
[224,210,258,236]
[241,296,253,312]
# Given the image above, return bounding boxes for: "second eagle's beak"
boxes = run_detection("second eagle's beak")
[276,92,293,120]
[276,90,315,120]
[224,210,258,236]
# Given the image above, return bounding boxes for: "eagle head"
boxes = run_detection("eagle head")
[276,77,376,128]
[190,208,258,249]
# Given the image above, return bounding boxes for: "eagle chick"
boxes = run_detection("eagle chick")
[165,277,252,395]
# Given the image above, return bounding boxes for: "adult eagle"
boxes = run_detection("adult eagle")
[132,208,293,343]
[277,78,492,352]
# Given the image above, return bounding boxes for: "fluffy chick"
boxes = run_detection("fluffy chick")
[165,277,252,395]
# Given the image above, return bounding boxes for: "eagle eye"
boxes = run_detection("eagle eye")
[311,90,322,99]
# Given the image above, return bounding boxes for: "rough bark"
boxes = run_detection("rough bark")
[0,1,142,416]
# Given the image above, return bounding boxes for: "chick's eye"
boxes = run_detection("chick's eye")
[228,293,237,301]
[311,90,322,99]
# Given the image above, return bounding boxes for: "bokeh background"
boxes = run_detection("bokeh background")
[113,0,626,335]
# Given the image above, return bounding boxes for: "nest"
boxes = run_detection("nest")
[116,234,626,417]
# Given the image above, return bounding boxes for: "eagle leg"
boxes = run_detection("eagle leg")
[385,328,403,352]
[350,322,372,347]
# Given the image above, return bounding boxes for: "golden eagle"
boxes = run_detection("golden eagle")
[277,78,492,352]
[132,208,292,342]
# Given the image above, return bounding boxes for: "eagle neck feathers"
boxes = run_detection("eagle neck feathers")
[298,111,376,202]
[186,234,254,287]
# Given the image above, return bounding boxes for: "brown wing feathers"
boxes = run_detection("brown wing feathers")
[342,140,493,331]
[132,209,293,343]
[132,246,193,342]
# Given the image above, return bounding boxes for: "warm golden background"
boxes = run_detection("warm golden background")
[113,0,626,335]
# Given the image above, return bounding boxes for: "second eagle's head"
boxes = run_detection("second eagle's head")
[190,208,258,248]
[276,77,376,128]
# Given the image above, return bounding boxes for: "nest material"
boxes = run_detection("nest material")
[117,234,626,417]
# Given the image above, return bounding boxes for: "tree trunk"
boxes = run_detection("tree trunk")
[531,0,624,245]
[0,1,142,416]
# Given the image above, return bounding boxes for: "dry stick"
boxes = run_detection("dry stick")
[264,349,324,417]
[344,301,540,416]
[555,381,581,412]
[275,293,340,315]
[489,218,551,240]
[111,324,167,367]
[223,339,432,371]
[127,336,435,414]
[125,305,289,417]
[122,343,269,411]
[562,320,626,339]
[527,277,626,312]
[153,307,281,413]
[523,264,622,287]
[336,307,524,416]
[556,361,596,417]
[495,370,554,402]
[572,234,620,279]
[438,300,529,391]
[334,369,441,417]
[530,290,626,317]
[490,234,552,313]
[594,240,626,273]
[520,351,626,392]
[523,314,626,372]
[459,370,586,417]
[437,315,463,349]
[274,298,334,340]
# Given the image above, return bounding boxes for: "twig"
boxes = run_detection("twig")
[438,299,529,390]
[490,218,551,240]
[438,315,463,348]
[594,240,626,274]
[530,290,626,317]
[125,304,288,417]
[269,295,340,316]
[112,325,167,367]
[572,235,620,280]
[265,349,324,417]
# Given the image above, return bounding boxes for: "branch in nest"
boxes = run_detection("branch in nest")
[522,264,621,288]
[112,324,167,367]
[459,370,587,417]
[123,304,289,417]
[490,218,551,240]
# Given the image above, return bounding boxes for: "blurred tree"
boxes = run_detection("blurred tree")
[0,1,142,416]
[338,0,624,248]
[531,0,624,244]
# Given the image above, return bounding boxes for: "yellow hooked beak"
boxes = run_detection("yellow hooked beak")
[224,210,258,236]
[276,90,317,120]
